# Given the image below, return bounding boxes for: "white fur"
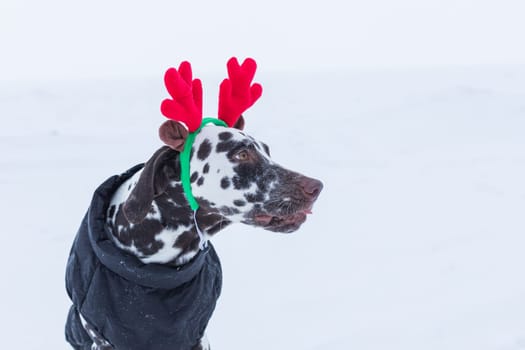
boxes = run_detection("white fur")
[108,169,143,216]
[199,334,210,350]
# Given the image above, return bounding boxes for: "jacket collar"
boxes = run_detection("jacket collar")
[86,164,210,289]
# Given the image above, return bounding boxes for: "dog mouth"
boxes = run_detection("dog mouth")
[243,177,323,233]
[253,207,313,233]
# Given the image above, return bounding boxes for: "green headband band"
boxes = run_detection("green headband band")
[180,117,228,211]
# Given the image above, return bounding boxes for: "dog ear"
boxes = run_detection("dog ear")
[159,120,189,152]
[123,147,176,224]
[232,115,245,130]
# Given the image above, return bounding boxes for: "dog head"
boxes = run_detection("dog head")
[153,119,323,233]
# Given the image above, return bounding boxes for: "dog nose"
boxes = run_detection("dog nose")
[301,177,323,200]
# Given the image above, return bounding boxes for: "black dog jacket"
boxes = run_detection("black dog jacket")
[65,165,222,350]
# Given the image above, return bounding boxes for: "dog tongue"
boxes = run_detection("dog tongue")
[254,214,273,225]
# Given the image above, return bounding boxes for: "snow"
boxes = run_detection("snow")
[1,66,525,349]
[3,0,525,81]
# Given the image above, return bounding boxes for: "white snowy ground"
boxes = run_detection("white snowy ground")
[1,66,524,349]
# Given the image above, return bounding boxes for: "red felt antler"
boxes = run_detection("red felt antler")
[160,61,203,132]
[218,57,263,127]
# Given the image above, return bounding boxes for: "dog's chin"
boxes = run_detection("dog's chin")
[251,210,310,234]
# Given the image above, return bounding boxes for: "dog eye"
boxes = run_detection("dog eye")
[234,150,250,161]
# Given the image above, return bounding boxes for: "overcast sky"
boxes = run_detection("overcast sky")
[1,0,524,80]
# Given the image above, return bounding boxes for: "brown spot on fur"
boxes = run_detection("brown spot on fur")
[190,171,199,183]
[220,177,230,189]
[197,139,212,160]
[218,131,233,141]
[174,230,200,252]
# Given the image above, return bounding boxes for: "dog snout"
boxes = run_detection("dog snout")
[300,177,323,200]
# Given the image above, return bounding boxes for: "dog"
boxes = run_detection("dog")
[65,58,323,350]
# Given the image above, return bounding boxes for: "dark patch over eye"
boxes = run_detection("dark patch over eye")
[221,177,230,189]
[197,139,212,160]
[216,139,242,153]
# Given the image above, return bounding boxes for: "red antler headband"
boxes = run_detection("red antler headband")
[218,57,263,127]
[161,57,262,132]
[160,57,262,213]
[160,61,203,132]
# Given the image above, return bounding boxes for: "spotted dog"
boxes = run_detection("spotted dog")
[65,58,323,350]
[109,124,322,265]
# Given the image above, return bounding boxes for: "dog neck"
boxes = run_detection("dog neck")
[106,169,231,266]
